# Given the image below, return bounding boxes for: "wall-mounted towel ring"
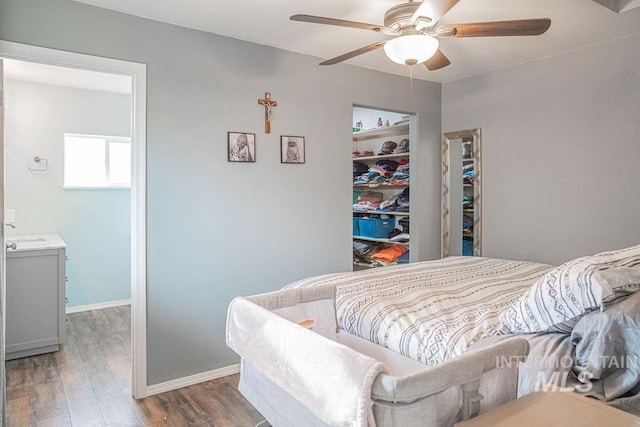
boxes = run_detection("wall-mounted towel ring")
[29,156,48,172]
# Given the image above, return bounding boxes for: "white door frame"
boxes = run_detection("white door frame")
[0,41,148,398]
[0,57,7,424]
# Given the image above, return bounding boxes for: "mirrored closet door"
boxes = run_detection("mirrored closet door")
[442,129,482,257]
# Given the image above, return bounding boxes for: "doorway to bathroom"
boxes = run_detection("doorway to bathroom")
[0,42,147,399]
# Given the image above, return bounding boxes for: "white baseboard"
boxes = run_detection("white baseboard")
[146,364,241,396]
[66,299,131,314]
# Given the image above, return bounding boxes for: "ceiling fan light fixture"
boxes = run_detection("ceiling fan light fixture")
[383,34,440,66]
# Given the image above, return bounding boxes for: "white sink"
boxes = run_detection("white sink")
[8,237,46,243]
[5,234,66,252]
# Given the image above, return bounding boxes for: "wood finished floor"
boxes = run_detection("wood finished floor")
[5,306,266,426]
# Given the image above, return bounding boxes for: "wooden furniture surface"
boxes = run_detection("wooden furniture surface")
[456,391,640,427]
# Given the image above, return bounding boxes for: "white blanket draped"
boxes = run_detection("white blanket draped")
[227,292,388,426]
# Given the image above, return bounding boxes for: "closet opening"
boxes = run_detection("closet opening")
[352,106,415,271]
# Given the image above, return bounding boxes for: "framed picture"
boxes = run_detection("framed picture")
[280,135,305,164]
[228,132,256,162]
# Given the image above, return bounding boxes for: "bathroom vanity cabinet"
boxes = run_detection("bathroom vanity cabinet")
[6,235,67,360]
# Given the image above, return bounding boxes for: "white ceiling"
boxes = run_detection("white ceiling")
[69,0,640,83]
[3,58,131,94]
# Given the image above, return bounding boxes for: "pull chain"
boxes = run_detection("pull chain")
[409,64,414,90]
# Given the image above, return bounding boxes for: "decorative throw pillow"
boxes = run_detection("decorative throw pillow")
[499,244,640,334]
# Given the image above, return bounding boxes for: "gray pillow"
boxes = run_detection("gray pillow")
[571,291,640,401]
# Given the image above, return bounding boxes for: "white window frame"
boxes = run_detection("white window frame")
[63,133,132,189]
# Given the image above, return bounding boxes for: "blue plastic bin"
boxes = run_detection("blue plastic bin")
[353,217,360,236]
[463,238,474,256]
[359,217,395,238]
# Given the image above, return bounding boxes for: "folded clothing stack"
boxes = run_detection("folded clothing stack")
[353,190,384,211]
[353,240,410,267]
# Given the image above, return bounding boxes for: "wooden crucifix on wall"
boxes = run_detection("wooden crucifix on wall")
[258,92,277,133]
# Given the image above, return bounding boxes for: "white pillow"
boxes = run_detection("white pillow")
[499,244,640,334]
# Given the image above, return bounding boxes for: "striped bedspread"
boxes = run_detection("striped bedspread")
[287,257,552,366]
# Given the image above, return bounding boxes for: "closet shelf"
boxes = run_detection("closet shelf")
[353,236,410,246]
[353,262,376,270]
[352,121,409,142]
[352,152,409,162]
[353,210,409,216]
[353,184,408,189]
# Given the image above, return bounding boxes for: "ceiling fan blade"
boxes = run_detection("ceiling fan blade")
[290,14,382,32]
[424,49,451,71]
[319,41,387,66]
[412,0,460,25]
[438,18,551,38]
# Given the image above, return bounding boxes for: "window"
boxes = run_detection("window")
[64,134,131,188]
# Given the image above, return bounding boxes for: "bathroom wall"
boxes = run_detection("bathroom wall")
[4,78,132,308]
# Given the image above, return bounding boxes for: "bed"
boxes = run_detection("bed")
[226,247,640,426]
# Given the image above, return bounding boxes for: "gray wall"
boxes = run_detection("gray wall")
[443,33,640,265]
[0,0,442,384]
[4,79,131,307]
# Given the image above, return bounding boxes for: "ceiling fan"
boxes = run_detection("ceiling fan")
[290,0,551,70]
